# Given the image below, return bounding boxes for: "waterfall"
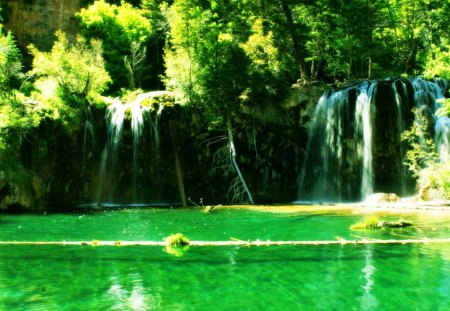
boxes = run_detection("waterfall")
[436,117,450,162]
[96,98,129,203]
[299,88,361,202]
[355,82,375,199]
[299,77,448,203]
[392,80,410,195]
[94,91,178,204]
[412,77,450,163]
[83,108,95,199]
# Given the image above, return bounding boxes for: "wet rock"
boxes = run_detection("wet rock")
[377,220,413,228]
[365,193,400,203]
[0,153,46,212]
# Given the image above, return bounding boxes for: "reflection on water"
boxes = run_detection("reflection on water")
[360,245,378,311]
[107,273,162,311]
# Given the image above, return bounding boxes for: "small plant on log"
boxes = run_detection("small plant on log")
[350,215,380,230]
[165,233,190,246]
[350,216,413,230]
[164,233,190,257]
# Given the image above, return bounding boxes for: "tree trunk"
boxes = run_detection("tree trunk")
[310,58,317,79]
[170,120,187,207]
[368,56,373,79]
[226,117,254,204]
[280,0,309,81]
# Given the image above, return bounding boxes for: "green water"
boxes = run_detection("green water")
[0,208,449,310]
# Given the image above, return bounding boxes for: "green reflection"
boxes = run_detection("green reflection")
[0,207,449,310]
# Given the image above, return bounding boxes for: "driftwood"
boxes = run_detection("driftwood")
[0,238,449,247]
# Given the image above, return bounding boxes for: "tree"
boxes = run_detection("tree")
[0,26,22,95]
[165,0,257,203]
[77,0,153,91]
[279,0,309,81]
[0,25,41,152]
[372,0,450,76]
[141,0,173,89]
[29,32,111,109]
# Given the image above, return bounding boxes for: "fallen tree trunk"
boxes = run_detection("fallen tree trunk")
[1,238,449,247]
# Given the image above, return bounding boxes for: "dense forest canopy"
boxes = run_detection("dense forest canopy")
[0,0,449,201]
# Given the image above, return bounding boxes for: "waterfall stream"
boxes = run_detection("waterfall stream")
[94,92,176,204]
[355,82,376,199]
[299,78,449,203]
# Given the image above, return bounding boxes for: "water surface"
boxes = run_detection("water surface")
[0,207,449,310]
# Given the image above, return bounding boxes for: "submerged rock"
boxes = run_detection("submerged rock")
[377,220,413,228]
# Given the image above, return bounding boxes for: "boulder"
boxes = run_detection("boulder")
[0,154,46,212]
[365,193,400,203]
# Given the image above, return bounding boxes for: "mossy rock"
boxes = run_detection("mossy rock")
[164,233,190,246]
[350,216,413,230]
[0,153,46,212]
[378,220,413,228]
[350,215,380,230]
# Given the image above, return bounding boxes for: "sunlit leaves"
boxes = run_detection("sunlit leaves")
[29,31,111,106]
[0,27,22,95]
[78,0,152,45]
[240,18,280,76]
[0,26,44,151]
[424,45,450,80]
[77,0,153,90]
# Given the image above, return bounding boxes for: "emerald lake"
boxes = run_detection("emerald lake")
[0,207,449,310]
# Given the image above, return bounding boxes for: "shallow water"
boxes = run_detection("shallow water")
[0,207,449,310]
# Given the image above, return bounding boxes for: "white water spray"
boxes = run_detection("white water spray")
[355,83,376,199]
[95,92,179,203]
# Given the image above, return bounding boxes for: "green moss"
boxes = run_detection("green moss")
[124,107,132,120]
[140,98,151,107]
[350,215,380,230]
[164,233,190,257]
[164,233,190,246]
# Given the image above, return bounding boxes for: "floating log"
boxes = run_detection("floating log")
[0,238,449,247]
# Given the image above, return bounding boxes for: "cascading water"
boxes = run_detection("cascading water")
[299,89,357,202]
[436,117,450,162]
[355,82,376,199]
[96,98,130,203]
[83,108,95,199]
[412,78,450,163]
[130,101,143,202]
[299,77,448,203]
[95,91,177,204]
[392,80,410,195]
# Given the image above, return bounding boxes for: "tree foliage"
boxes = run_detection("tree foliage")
[0,26,22,95]
[29,32,111,108]
[0,26,41,151]
[77,0,153,90]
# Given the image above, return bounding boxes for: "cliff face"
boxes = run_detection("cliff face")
[1,0,87,50]
[0,85,325,211]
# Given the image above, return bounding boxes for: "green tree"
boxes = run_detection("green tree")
[372,0,450,75]
[165,0,257,203]
[29,32,111,107]
[0,27,22,95]
[77,0,153,91]
[0,25,41,151]
[424,44,450,116]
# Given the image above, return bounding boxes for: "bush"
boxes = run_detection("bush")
[418,162,450,200]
